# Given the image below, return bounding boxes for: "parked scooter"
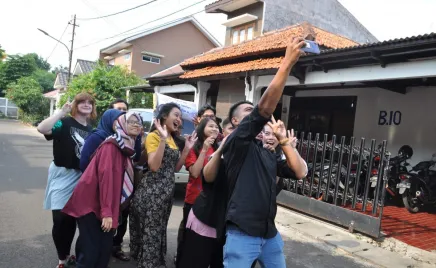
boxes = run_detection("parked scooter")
[401,153,436,213]
[371,145,413,203]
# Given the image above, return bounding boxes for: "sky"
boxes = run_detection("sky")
[1,0,436,70]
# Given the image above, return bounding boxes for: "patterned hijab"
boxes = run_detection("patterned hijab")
[105,111,142,209]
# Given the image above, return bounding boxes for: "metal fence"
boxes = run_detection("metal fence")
[277,132,391,238]
[0,98,19,119]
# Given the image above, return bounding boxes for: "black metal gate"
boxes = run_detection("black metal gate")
[277,132,391,238]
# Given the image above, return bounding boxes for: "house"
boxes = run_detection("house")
[99,16,221,79]
[205,0,377,46]
[45,59,97,116]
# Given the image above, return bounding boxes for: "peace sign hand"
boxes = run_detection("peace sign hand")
[267,116,287,140]
[287,129,298,148]
[61,101,73,115]
[185,131,198,150]
[154,119,168,140]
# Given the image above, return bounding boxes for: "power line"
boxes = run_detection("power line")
[46,23,69,61]
[77,0,159,20]
[75,1,207,49]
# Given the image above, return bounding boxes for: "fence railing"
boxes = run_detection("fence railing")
[277,132,391,238]
[0,98,19,119]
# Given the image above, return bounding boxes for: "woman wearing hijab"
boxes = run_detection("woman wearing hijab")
[80,109,124,172]
[63,112,143,268]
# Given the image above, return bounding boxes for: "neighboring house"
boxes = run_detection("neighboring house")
[73,59,97,76]
[99,16,221,78]
[44,59,97,116]
[205,0,377,46]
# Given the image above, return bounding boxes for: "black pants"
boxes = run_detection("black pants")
[177,228,223,268]
[176,203,193,259]
[76,213,114,268]
[113,207,129,249]
[52,210,77,260]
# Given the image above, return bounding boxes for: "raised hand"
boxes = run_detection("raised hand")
[185,130,198,149]
[154,119,168,139]
[267,116,287,141]
[284,37,306,66]
[203,136,216,151]
[61,101,73,115]
[287,129,297,148]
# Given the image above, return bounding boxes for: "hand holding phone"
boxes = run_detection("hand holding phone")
[301,40,320,54]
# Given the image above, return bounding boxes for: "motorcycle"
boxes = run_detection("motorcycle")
[371,145,413,203]
[401,153,436,213]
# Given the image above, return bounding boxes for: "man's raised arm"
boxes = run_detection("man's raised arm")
[258,38,305,118]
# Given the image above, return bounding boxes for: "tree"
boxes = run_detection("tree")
[27,53,51,71]
[0,54,37,94]
[52,65,68,74]
[31,69,56,93]
[60,62,151,117]
[0,45,5,62]
[5,77,49,122]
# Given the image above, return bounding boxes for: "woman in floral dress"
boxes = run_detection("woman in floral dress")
[130,103,197,268]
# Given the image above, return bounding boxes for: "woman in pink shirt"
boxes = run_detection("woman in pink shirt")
[63,111,142,268]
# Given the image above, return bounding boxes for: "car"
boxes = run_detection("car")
[130,108,191,184]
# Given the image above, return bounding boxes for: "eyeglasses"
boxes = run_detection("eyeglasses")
[127,120,142,127]
[201,114,216,119]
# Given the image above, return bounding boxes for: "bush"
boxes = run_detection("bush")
[5,77,49,123]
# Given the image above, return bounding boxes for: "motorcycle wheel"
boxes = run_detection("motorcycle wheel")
[402,189,420,213]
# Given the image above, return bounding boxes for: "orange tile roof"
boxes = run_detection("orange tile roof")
[180,57,284,79]
[181,23,359,67]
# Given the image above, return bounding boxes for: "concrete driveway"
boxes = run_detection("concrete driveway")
[0,119,373,268]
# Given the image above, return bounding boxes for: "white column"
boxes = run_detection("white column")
[126,89,131,103]
[49,99,55,116]
[281,95,292,128]
[153,86,160,109]
[195,81,211,110]
[245,75,262,105]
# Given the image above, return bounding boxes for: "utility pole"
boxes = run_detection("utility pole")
[67,14,78,84]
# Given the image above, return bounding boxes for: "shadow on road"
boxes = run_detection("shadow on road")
[0,133,52,194]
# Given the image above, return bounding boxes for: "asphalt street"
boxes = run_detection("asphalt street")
[0,119,375,268]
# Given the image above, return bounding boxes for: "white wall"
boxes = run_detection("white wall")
[296,87,436,165]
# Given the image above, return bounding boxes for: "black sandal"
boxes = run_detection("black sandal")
[113,250,130,261]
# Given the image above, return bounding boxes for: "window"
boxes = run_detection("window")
[108,59,115,65]
[247,26,253,40]
[231,23,255,44]
[124,53,131,61]
[232,31,239,45]
[142,55,160,64]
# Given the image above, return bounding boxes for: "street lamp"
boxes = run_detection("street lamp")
[37,28,72,83]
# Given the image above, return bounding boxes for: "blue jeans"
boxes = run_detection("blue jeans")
[223,225,285,268]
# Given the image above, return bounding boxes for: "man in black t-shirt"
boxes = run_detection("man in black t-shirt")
[203,37,308,268]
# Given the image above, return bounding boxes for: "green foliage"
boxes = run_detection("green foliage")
[129,92,153,109]
[0,54,38,92]
[5,77,49,123]
[27,53,51,71]
[52,65,68,74]
[31,69,56,93]
[59,62,150,117]
[0,45,5,61]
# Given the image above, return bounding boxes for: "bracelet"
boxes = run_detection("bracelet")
[279,138,289,145]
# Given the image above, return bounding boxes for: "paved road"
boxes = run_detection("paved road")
[0,120,374,268]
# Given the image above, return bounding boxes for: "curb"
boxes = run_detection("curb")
[275,206,436,268]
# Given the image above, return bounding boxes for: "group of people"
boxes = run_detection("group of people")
[38,37,308,268]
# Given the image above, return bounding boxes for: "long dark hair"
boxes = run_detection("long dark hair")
[193,117,219,157]
[150,102,182,133]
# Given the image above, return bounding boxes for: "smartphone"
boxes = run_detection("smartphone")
[301,40,320,54]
